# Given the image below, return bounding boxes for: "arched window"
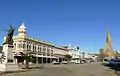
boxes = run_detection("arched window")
[18,43,21,49]
[33,45,34,51]
[51,48,53,54]
[38,46,39,52]
[27,44,29,50]
[47,48,50,56]
[47,48,50,54]
[43,46,46,52]
[40,47,42,52]
[23,43,25,49]
[20,43,22,49]
[29,45,31,50]
[43,46,46,55]
[34,46,36,52]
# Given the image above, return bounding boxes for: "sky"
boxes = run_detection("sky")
[0,0,120,53]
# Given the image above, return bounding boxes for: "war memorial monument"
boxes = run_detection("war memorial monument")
[0,25,19,71]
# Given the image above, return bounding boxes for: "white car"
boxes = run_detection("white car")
[75,60,80,64]
[70,60,75,63]
[29,62,33,65]
[52,60,60,65]
[62,61,68,64]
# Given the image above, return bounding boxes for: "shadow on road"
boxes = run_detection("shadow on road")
[102,63,120,76]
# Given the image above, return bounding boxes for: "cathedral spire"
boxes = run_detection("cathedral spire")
[106,27,112,49]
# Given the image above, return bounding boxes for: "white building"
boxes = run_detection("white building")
[7,23,69,64]
[54,46,68,62]
[62,44,81,60]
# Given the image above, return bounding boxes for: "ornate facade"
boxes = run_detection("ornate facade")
[12,23,69,63]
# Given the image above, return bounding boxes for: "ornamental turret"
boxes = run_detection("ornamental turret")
[18,23,27,36]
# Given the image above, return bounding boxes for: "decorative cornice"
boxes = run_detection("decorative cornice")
[13,36,55,46]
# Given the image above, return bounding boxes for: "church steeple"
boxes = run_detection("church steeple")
[106,28,112,50]
[99,27,116,60]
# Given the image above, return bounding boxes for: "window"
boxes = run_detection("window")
[47,48,50,54]
[33,45,34,51]
[29,45,31,50]
[51,49,53,54]
[27,44,29,50]
[35,46,36,52]
[38,46,39,52]
[43,46,46,52]
[40,47,42,52]
[38,51,42,55]
[47,54,50,56]
[18,43,21,48]
[23,43,25,49]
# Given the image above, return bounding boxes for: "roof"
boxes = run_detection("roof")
[55,46,69,51]
[61,46,69,48]
[19,23,26,29]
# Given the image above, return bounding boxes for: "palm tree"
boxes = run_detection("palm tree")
[20,52,35,69]
[64,54,72,63]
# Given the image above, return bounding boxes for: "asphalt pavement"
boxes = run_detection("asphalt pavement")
[2,62,117,76]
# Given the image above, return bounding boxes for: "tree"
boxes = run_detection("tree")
[64,54,72,63]
[115,51,120,58]
[20,52,35,69]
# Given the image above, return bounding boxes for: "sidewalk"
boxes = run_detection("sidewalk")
[0,64,45,75]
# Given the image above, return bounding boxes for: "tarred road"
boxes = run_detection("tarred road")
[3,63,116,76]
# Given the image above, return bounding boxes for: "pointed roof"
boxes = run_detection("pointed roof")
[106,28,112,43]
[107,28,111,38]
[19,23,26,29]
[105,27,113,50]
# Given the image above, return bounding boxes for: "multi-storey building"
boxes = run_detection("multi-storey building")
[12,23,69,63]
[62,44,81,61]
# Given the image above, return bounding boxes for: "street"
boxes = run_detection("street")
[3,63,116,76]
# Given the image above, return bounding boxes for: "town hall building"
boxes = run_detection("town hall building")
[12,23,69,64]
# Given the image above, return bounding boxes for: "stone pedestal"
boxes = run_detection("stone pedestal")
[0,44,19,71]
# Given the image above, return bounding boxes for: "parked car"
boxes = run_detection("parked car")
[70,60,75,63]
[29,62,33,65]
[108,59,120,65]
[75,60,80,64]
[52,60,60,65]
[81,60,86,63]
[114,59,120,65]
[117,60,120,65]
[80,60,84,64]
[108,59,115,65]
[62,61,68,64]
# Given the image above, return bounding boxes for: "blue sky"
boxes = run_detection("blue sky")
[0,0,120,53]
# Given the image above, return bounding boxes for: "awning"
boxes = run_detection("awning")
[34,54,57,58]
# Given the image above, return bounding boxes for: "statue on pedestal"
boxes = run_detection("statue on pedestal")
[3,25,15,45]
[0,25,19,71]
